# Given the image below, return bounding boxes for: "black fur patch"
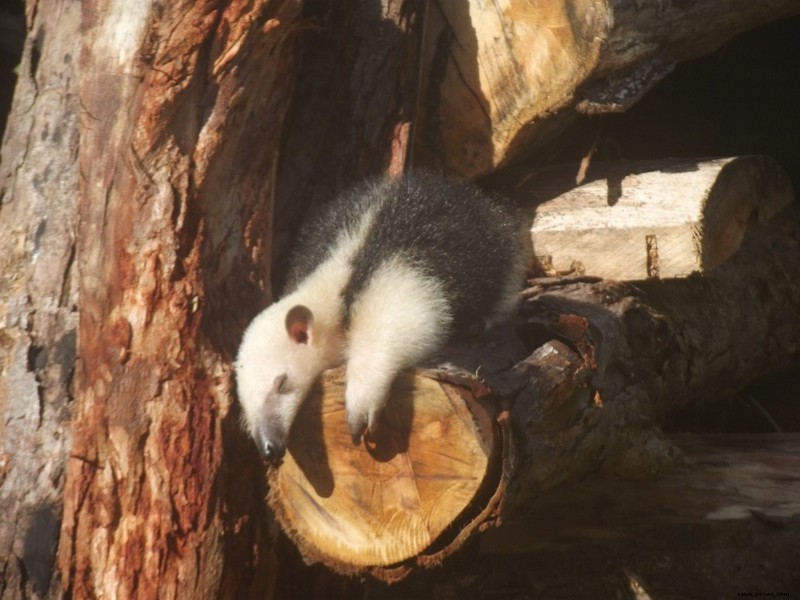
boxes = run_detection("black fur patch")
[283,179,389,293]
[286,173,526,335]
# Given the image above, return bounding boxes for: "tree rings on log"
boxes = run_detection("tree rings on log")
[266,366,505,576]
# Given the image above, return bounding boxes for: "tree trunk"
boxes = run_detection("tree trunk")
[56,1,303,598]
[267,205,800,580]
[0,1,79,597]
[50,0,422,598]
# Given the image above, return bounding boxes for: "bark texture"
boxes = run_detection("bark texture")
[507,207,800,507]
[0,1,79,597]
[58,1,302,598]
[52,0,424,598]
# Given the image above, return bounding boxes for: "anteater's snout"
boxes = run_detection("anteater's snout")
[256,432,286,463]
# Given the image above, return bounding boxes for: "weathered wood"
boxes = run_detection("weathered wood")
[268,206,800,579]
[0,1,79,597]
[413,0,800,179]
[507,207,800,508]
[524,156,794,280]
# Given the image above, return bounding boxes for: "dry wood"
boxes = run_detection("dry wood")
[269,207,800,580]
[524,156,794,280]
[413,0,800,179]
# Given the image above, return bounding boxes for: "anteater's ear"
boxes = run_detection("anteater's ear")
[285,305,314,345]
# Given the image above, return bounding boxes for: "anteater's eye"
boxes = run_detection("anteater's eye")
[272,374,288,393]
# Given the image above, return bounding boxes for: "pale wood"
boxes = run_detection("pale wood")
[524,156,794,280]
[413,0,800,179]
[268,367,495,569]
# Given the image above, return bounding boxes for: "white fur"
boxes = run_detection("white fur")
[344,256,452,436]
[237,251,452,452]
[235,206,375,454]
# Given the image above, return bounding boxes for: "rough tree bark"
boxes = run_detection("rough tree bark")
[54,1,423,599]
[1,0,425,597]
[57,1,304,598]
[0,1,80,597]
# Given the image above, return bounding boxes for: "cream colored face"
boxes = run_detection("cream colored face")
[235,303,318,462]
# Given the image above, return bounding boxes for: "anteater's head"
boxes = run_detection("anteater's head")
[235,302,324,463]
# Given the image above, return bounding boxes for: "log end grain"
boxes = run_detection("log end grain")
[267,367,497,570]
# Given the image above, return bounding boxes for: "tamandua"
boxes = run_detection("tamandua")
[235,173,529,462]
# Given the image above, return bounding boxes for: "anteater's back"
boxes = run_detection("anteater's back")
[286,173,528,336]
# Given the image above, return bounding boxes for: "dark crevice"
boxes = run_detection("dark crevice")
[0,0,25,144]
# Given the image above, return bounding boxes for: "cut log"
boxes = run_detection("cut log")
[266,206,800,581]
[523,156,794,280]
[413,0,800,179]
[267,369,498,573]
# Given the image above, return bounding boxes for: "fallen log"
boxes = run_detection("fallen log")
[524,156,794,280]
[479,433,800,553]
[266,205,800,581]
[413,0,800,178]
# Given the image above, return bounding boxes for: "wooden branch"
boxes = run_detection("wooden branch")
[524,156,794,280]
[266,206,800,580]
[413,0,800,179]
